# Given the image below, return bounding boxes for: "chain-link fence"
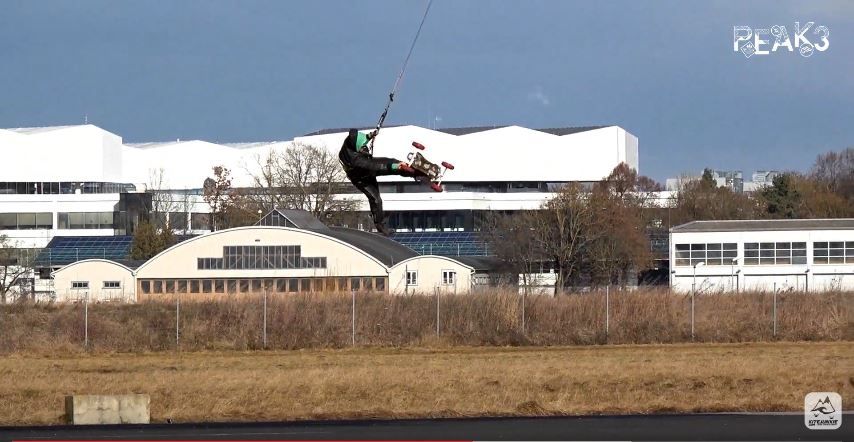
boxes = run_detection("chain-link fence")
[0,289,849,353]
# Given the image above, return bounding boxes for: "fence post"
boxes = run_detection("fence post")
[263,290,268,349]
[175,292,180,350]
[436,286,440,336]
[521,292,526,333]
[772,287,777,338]
[351,289,356,347]
[605,285,610,341]
[84,291,89,349]
[690,288,695,342]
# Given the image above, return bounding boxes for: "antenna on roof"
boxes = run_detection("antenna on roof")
[84,114,88,124]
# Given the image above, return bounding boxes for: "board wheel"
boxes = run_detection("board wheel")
[412,141,426,150]
[441,161,455,170]
[430,183,443,192]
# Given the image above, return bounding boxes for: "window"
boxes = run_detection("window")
[165,280,175,293]
[406,270,418,286]
[276,279,286,292]
[153,280,163,294]
[0,212,53,230]
[71,281,89,289]
[814,241,854,264]
[288,278,299,292]
[141,280,151,294]
[57,212,113,229]
[239,280,249,293]
[199,245,326,271]
[442,270,457,285]
[215,280,225,293]
[191,213,210,230]
[177,280,188,293]
[745,242,806,265]
[362,277,373,291]
[190,280,200,293]
[252,279,263,292]
[300,278,311,292]
[228,279,237,293]
[202,280,212,293]
[675,243,737,266]
[103,281,120,289]
[375,277,386,292]
[350,278,361,291]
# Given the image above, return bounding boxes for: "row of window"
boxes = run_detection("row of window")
[0,213,53,230]
[197,245,328,270]
[71,281,121,289]
[0,212,115,230]
[0,181,135,195]
[139,277,387,295]
[675,241,854,266]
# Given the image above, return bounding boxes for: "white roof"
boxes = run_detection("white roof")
[0,123,638,189]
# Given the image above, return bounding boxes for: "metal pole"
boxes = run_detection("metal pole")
[176,292,180,349]
[263,290,268,349]
[521,292,526,333]
[84,291,89,349]
[772,286,777,338]
[605,285,610,340]
[351,289,356,346]
[435,286,440,335]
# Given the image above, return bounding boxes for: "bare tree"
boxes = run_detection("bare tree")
[250,143,359,223]
[530,183,601,295]
[811,147,854,202]
[203,166,233,231]
[482,211,542,294]
[0,235,35,303]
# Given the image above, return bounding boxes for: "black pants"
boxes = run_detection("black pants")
[347,156,416,226]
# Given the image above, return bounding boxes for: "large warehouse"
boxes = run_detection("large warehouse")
[670,219,854,292]
[52,219,487,302]
[0,123,639,249]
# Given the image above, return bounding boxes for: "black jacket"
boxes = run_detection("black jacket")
[339,129,386,179]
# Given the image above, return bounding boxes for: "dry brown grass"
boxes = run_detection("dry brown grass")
[0,289,849,354]
[0,342,850,425]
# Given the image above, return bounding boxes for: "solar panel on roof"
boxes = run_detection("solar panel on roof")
[390,232,490,256]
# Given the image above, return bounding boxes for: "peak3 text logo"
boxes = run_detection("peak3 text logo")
[733,22,829,58]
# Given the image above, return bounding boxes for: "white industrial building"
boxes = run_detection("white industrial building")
[0,123,638,249]
[670,219,854,293]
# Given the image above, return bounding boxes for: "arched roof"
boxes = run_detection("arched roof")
[51,259,137,277]
[134,226,413,272]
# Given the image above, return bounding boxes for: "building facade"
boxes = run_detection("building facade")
[52,225,479,301]
[669,219,854,292]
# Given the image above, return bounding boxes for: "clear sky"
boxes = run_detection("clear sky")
[1,0,851,181]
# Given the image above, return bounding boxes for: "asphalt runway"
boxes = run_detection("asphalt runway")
[1,413,850,441]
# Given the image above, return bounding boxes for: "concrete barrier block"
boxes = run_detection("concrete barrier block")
[65,394,150,425]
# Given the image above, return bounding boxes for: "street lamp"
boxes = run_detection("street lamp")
[730,258,739,292]
[692,261,705,341]
[804,268,810,292]
[257,209,263,225]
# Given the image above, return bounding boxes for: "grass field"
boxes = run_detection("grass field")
[0,342,851,425]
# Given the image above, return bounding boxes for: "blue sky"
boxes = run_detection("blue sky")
[1,0,851,181]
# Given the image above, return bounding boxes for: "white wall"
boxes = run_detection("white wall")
[52,259,135,302]
[388,256,473,295]
[670,229,854,293]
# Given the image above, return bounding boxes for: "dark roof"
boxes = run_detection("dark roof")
[279,209,329,230]
[303,125,610,137]
[35,235,134,267]
[313,227,417,266]
[447,255,502,271]
[390,231,490,256]
[671,219,854,233]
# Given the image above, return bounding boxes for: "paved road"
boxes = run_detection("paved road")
[1,413,850,441]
